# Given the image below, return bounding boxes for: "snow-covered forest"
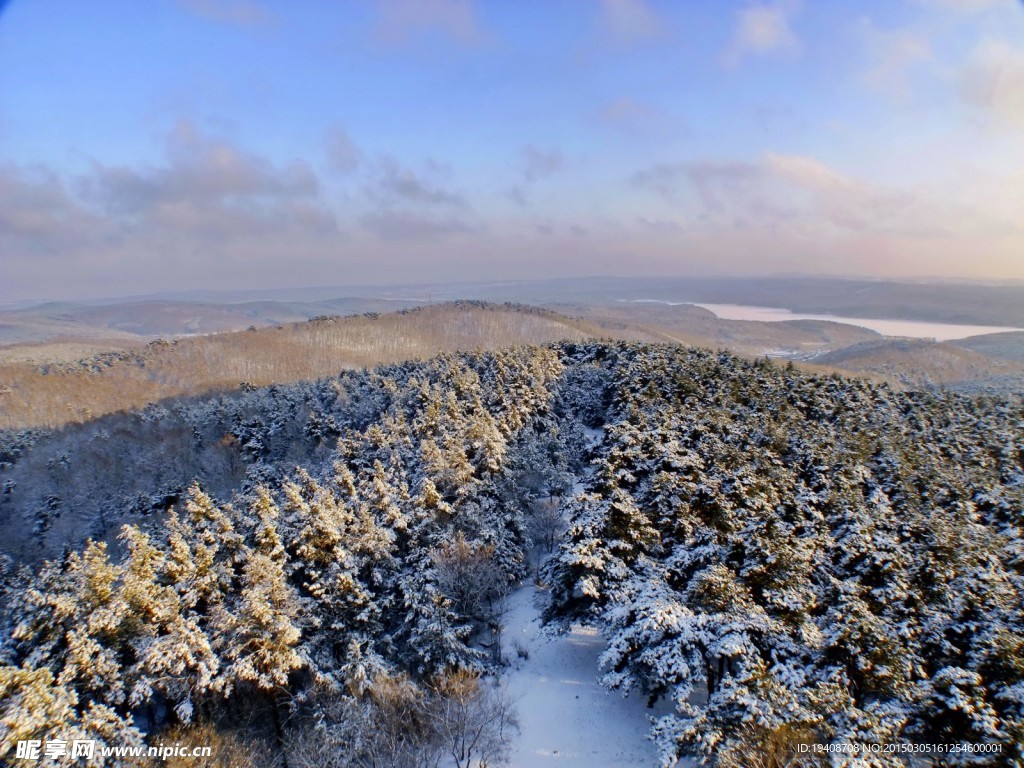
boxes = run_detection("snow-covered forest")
[544,345,1024,766]
[1,342,1021,766]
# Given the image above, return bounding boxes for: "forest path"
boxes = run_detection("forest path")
[502,582,673,767]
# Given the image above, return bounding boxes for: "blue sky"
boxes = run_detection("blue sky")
[2,0,1023,301]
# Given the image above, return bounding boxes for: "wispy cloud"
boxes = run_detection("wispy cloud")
[597,97,687,137]
[622,148,1024,277]
[504,186,528,207]
[359,209,472,240]
[629,162,689,200]
[630,160,763,206]
[325,127,362,174]
[365,156,464,206]
[0,165,104,246]
[858,20,931,97]
[723,1,801,67]
[912,0,1017,12]
[520,147,564,183]
[599,97,658,126]
[374,0,490,47]
[504,147,565,207]
[629,151,1012,241]
[82,120,319,215]
[595,0,667,49]
[177,0,275,28]
[1,125,342,300]
[959,38,1024,129]
[32,122,333,259]
[762,152,918,232]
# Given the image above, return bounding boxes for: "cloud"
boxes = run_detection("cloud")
[595,0,667,49]
[0,149,340,303]
[326,127,362,174]
[520,147,564,183]
[684,161,768,213]
[505,147,564,206]
[374,0,489,47]
[357,153,469,240]
[762,152,918,232]
[622,150,1024,279]
[0,165,107,256]
[3,121,339,298]
[681,159,800,228]
[636,216,685,232]
[630,160,763,206]
[597,97,687,137]
[533,219,588,238]
[858,21,931,96]
[629,162,688,199]
[177,0,275,28]
[82,120,320,217]
[0,166,83,238]
[365,156,464,206]
[359,209,471,240]
[959,38,1024,129]
[912,0,1016,12]
[599,97,658,126]
[629,153,980,237]
[723,1,801,67]
[505,186,528,207]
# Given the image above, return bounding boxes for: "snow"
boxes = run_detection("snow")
[690,303,1024,341]
[614,298,1024,339]
[503,583,679,767]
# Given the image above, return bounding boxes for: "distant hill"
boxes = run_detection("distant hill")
[3,298,1022,431]
[953,330,1024,363]
[571,302,881,356]
[443,276,1024,327]
[0,302,601,429]
[7,276,1024,347]
[0,296,430,346]
[814,337,1024,388]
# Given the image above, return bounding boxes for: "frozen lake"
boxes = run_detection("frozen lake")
[622,300,1023,341]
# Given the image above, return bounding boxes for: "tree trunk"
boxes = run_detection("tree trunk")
[270,691,289,768]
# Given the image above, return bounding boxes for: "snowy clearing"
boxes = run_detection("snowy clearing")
[503,583,677,768]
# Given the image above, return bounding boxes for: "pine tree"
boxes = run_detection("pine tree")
[0,664,147,768]
[219,489,303,695]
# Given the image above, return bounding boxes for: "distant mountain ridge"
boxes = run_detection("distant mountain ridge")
[2,299,1022,431]
[5,276,1024,346]
[0,302,602,429]
[816,338,1024,388]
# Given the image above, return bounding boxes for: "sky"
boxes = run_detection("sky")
[1,0,1024,302]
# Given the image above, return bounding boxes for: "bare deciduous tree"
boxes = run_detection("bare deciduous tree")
[430,669,519,768]
[528,498,563,555]
[432,533,508,626]
[286,670,519,768]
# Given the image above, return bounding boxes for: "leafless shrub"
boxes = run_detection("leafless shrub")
[286,674,442,768]
[528,498,563,554]
[429,669,519,768]
[160,723,278,768]
[285,669,519,768]
[432,533,508,626]
[715,724,827,768]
